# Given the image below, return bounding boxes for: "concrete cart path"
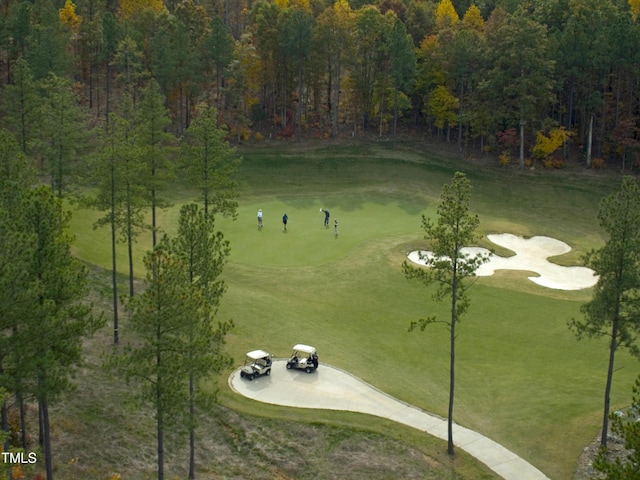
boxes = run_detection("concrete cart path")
[229,360,551,480]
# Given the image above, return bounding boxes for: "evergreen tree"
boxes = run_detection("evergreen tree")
[402,171,488,455]
[38,72,87,201]
[172,203,232,479]
[1,57,40,155]
[181,104,239,218]
[570,176,640,448]
[17,186,100,479]
[136,78,174,248]
[115,233,231,480]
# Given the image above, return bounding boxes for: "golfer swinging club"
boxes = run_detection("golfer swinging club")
[320,208,330,227]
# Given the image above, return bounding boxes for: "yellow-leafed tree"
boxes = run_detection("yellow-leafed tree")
[532,126,572,166]
[435,0,459,29]
[630,0,640,21]
[59,0,81,32]
[462,4,483,31]
[119,0,164,19]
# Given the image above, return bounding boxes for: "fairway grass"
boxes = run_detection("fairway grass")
[69,140,637,480]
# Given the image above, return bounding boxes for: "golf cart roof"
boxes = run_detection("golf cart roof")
[292,344,316,354]
[246,349,271,360]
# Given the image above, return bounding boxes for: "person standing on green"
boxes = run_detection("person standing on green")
[282,213,288,231]
[321,208,330,227]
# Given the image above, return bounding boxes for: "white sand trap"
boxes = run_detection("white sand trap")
[407,233,598,291]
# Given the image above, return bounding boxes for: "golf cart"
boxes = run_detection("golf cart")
[286,344,318,373]
[240,350,273,381]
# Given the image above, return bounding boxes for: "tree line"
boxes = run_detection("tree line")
[0,104,237,480]
[0,51,239,480]
[3,0,640,169]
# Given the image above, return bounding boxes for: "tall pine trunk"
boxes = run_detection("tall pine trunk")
[601,312,619,447]
[448,261,458,456]
[39,395,53,480]
[111,160,119,344]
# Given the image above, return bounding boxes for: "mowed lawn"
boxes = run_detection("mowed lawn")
[68,141,638,480]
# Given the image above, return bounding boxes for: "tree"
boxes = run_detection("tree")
[89,102,145,340]
[17,186,100,479]
[115,233,232,480]
[280,6,313,141]
[181,104,239,218]
[172,203,232,479]
[314,0,353,137]
[1,57,40,155]
[429,84,458,138]
[402,171,487,456]
[481,7,555,167]
[592,374,640,479]
[136,79,174,248]
[0,129,36,453]
[38,72,87,201]
[116,241,195,480]
[435,0,458,30]
[205,16,235,110]
[350,5,391,132]
[25,0,70,80]
[570,176,640,448]
[388,17,416,146]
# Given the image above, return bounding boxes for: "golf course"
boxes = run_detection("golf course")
[67,139,638,480]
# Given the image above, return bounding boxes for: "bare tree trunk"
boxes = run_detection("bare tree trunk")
[448,263,458,456]
[40,399,53,480]
[586,114,594,168]
[601,314,619,448]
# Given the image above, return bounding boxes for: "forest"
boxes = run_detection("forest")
[1,0,640,169]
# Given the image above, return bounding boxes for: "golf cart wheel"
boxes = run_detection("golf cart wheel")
[248,374,254,381]
[286,363,292,369]
[305,367,312,374]
[266,369,271,376]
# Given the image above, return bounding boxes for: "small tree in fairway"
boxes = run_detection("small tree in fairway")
[569,175,640,448]
[402,171,487,456]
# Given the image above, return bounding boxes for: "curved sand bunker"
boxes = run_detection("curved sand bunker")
[407,233,598,291]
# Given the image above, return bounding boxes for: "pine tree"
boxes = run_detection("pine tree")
[136,79,174,248]
[172,203,232,479]
[570,176,640,448]
[403,172,488,456]
[115,233,231,480]
[181,104,239,218]
[17,186,100,479]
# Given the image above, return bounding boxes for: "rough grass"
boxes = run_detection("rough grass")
[47,304,498,480]
[59,138,637,480]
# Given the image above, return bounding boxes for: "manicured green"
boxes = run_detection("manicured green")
[68,141,638,480]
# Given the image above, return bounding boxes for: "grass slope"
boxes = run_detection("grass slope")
[66,140,637,480]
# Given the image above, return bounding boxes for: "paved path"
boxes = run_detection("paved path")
[229,360,551,480]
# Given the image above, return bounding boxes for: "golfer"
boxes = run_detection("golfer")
[257,209,263,228]
[321,208,330,227]
[334,219,338,237]
[282,213,288,231]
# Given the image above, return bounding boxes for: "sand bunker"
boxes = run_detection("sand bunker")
[407,233,598,291]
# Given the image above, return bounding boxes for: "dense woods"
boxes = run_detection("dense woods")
[2,0,640,169]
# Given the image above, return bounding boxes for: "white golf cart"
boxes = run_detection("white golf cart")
[240,350,273,381]
[286,344,318,373]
